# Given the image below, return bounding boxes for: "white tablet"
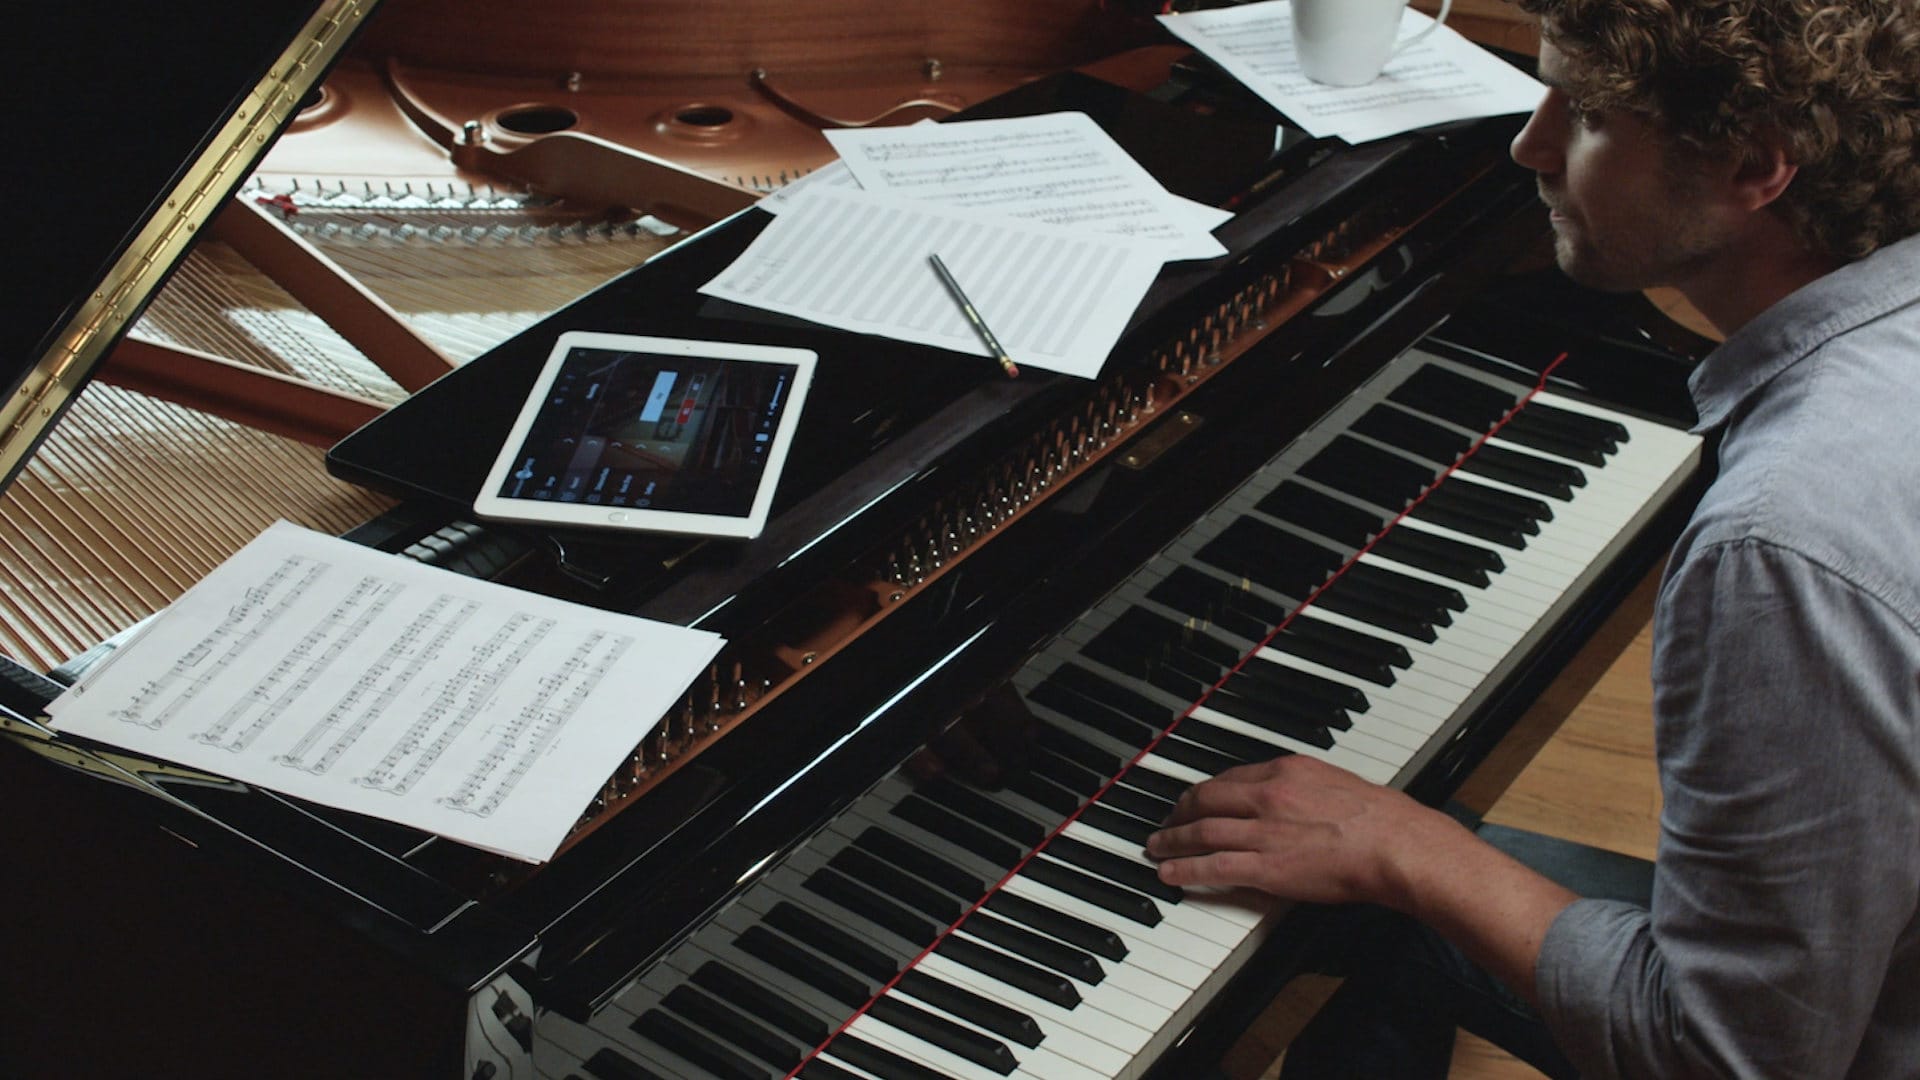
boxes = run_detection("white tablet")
[474,331,816,539]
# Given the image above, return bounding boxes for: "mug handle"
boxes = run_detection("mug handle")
[1390,0,1453,57]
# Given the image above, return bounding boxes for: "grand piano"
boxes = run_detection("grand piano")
[0,3,1710,1077]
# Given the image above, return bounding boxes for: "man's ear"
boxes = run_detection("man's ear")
[1730,136,1799,212]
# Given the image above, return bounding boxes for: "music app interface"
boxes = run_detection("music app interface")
[497,346,800,516]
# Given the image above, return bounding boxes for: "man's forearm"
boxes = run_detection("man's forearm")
[1385,807,1580,1006]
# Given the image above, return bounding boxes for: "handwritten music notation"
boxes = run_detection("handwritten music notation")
[47,522,724,863]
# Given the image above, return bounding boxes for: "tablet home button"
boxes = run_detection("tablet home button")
[607,511,631,523]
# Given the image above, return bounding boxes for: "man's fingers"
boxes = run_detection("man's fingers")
[1154,848,1278,892]
[1145,815,1269,861]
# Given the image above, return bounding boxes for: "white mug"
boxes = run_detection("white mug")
[1292,0,1453,87]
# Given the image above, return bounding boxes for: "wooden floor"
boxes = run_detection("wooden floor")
[1220,589,1665,1080]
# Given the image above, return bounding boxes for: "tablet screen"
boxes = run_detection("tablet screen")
[474,332,815,539]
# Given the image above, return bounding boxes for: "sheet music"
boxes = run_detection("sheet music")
[47,521,725,863]
[702,184,1165,378]
[1159,0,1544,144]
[823,113,1229,261]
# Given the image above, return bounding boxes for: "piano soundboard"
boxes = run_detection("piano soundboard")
[533,347,1701,1080]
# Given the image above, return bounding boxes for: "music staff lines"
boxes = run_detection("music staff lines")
[200,575,402,753]
[277,594,470,775]
[443,629,635,818]
[113,556,325,732]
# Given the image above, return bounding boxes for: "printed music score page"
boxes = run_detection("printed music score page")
[701,184,1164,379]
[821,113,1230,261]
[45,521,726,863]
[1158,1,1544,144]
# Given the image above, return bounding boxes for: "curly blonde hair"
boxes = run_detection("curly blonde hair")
[1516,0,1920,260]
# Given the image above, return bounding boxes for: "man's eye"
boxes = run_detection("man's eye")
[1567,100,1604,130]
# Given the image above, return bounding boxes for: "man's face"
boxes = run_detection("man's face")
[1510,40,1729,292]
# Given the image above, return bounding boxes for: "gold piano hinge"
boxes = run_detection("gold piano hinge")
[1116,411,1204,471]
[0,0,374,483]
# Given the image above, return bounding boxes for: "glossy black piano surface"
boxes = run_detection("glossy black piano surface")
[0,46,1711,1080]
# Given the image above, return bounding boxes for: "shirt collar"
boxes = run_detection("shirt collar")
[1688,231,1920,433]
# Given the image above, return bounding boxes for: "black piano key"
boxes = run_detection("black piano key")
[826,1033,959,1080]
[1518,399,1629,445]
[1310,585,1439,642]
[1459,444,1583,499]
[1046,836,1184,903]
[1407,498,1529,548]
[664,985,803,1071]
[1031,747,1105,798]
[1197,519,1342,597]
[1263,626,1396,686]
[583,1047,667,1080]
[935,935,1081,1008]
[1223,650,1374,712]
[1079,804,1159,848]
[1257,481,1382,548]
[982,891,1127,962]
[1352,403,1471,466]
[1120,763,1194,803]
[1205,647,1362,715]
[1036,724,1124,778]
[868,996,1019,1076]
[1051,662,1179,729]
[1173,621,1243,668]
[1428,472,1553,526]
[805,867,939,947]
[854,828,986,902]
[799,1059,862,1080]
[691,961,831,1045]
[1027,680,1157,748]
[735,926,871,1007]
[959,910,1105,984]
[1204,683,1339,749]
[1144,662,1222,712]
[1497,412,1610,465]
[896,969,1044,1048]
[764,900,903,982]
[1345,561,1466,614]
[1289,611,1412,669]
[1298,436,1435,510]
[829,846,963,925]
[892,797,1023,868]
[1390,364,1520,430]
[1371,526,1501,586]
[1151,731,1244,776]
[1148,569,1270,641]
[919,780,1048,849]
[1187,693,1327,754]
[631,1007,772,1080]
[1022,858,1162,926]
[1172,710,1290,763]
[1098,782,1174,824]
[1007,769,1082,816]
[1149,566,1290,633]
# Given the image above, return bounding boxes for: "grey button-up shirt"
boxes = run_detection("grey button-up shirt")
[1536,231,1920,1077]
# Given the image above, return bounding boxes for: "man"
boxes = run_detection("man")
[1147,1,1920,1076]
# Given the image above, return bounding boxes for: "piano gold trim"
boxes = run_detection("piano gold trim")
[0,0,375,483]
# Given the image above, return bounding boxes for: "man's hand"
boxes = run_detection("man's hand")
[1145,755,1454,910]
[1145,754,1580,1004]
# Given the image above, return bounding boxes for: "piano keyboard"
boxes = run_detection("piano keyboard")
[535,346,1703,1080]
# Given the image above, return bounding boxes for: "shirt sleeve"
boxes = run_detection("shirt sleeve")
[1535,537,1920,1078]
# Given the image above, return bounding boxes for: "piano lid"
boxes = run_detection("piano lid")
[0,0,376,489]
